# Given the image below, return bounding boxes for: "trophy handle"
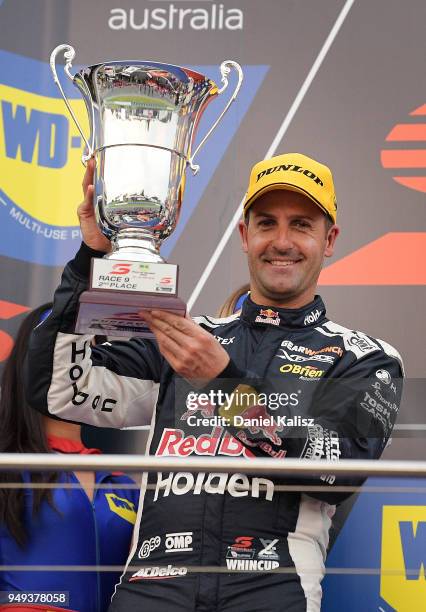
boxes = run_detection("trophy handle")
[188,61,243,175]
[50,44,93,164]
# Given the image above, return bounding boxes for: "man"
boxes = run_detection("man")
[26,153,403,612]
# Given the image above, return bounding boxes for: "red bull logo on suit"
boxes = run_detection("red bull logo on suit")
[255,309,280,326]
[156,426,253,458]
[234,403,283,446]
[154,427,274,501]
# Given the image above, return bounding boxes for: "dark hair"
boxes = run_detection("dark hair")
[0,303,58,547]
[324,215,334,232]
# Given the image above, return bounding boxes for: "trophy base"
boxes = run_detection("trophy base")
[75,290,186,338]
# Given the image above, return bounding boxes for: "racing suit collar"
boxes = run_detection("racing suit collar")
[241,294,327,329]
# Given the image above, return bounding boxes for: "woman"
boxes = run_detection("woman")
[0,305,139,612]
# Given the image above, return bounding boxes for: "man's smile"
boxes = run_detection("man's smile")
[263,258,303,267]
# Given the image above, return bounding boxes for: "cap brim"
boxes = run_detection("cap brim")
[243,182,333,221]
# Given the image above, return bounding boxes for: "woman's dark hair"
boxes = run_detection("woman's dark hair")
[0,303,58,547]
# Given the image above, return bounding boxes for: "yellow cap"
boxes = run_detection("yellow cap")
[243,153,337,223]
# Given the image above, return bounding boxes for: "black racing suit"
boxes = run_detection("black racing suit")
[25,243,403,612]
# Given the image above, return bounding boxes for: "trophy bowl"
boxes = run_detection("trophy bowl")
[50,45,243,337]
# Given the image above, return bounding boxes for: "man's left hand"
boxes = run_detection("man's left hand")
[142,310,230,382]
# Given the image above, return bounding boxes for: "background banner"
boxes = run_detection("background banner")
[1,1,425,607]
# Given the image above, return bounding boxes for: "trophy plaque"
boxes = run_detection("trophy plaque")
[50,45,243,337]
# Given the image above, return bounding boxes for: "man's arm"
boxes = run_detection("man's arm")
[25,159,163,428]
[25,242,163,428]
[223,349,403,504]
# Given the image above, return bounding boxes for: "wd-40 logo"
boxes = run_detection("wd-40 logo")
[0,49,89,265]
[381,506,426,611]
[105,493,137,524]
[0,49,267,265]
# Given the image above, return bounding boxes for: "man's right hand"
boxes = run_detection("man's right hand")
[77,158,112,253]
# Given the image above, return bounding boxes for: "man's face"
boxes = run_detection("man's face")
[239,190,339,308]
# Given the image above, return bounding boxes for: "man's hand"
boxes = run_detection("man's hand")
[77,158,111,253]
[142,310,230,382]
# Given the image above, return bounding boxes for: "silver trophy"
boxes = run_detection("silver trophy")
[50,44,243,337]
